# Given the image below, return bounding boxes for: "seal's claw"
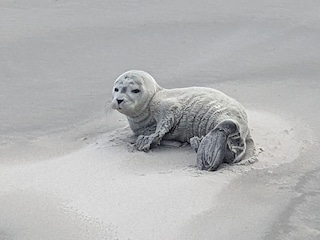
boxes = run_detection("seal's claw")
[135,135,152,151]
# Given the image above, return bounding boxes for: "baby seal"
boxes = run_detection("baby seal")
[111,70,254,171]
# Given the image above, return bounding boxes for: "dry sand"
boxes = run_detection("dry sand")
[1,1,320,240]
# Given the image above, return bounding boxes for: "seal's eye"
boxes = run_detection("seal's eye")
[114,88,119,92]
[132,89,140,93]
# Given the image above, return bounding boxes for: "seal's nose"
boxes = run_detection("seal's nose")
[117,99,123,104]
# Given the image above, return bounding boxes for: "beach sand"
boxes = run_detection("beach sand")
[1,1,320,239]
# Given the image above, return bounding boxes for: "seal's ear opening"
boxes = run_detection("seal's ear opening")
[190,137,202,153]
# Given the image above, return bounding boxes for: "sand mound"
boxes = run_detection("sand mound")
[0,109,312,240]
[248,110,302,168]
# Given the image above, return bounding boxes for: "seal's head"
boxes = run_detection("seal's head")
[111,70,162,117]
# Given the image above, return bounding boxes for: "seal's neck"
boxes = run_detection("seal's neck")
[125,90,160,134]
[127,107,154,134]
[126,92,155,123]
[127,107,151,123]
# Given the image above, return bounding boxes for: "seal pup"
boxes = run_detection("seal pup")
[111,70,254,171]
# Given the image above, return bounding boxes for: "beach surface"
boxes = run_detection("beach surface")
[1,1,320,239]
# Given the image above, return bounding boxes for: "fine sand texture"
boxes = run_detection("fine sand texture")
[1,1,320,240]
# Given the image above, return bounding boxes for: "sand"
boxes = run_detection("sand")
[1,1,320,240]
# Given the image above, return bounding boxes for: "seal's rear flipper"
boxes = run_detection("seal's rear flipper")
[198,129,228,171]
[197,120,238,171]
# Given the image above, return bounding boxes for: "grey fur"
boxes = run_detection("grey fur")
[111,70,254,171]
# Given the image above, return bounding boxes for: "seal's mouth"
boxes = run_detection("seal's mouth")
[117,103,123,110]
[116,105,125,112]
[111,99,123,110]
